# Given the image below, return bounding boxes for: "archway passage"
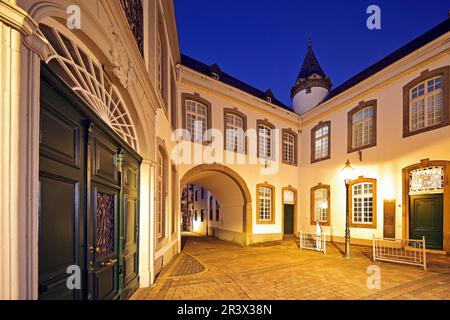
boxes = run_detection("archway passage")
[180,164,252,246]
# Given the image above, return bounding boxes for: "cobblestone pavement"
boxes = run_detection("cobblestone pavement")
[132,235,450,300]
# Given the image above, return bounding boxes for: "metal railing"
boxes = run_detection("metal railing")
[298,232,326,254]
[372,236,427,270]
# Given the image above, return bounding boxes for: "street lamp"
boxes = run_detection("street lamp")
[341,160,356,258]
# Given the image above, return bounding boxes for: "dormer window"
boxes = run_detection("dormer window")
[211,72,220,80]
[266,97,272,103]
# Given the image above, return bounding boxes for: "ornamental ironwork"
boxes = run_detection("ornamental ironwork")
[409,166,444,195]
[40,23,138,150]
[120,0,144,56]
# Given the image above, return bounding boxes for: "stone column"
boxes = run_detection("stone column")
[138,160,156,287]
[0,0,50,299]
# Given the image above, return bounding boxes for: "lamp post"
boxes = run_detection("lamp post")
[341,160,355,258]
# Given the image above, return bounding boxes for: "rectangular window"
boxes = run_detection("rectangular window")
[314,188,329,223]
[258,124,273,159]
[186,100,207,142]
[352,107,374,149]
[225,113,245,153]
[410,76,443,131]
[157,152,165,239]
[312,122,330,162]
[258,185,273,223]
[352,183,374,224]
[283,131,296,165]
[201,209,204,222]
[156,32,163,97]
[170,70,177,128]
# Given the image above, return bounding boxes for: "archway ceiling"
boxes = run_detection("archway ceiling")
[184,171,244,207]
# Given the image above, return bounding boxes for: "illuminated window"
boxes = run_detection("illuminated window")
[410,76,443,131]
[349,103,376,150]
[186,100,208,142]
[349,178,377,228]
[311,121,330,163]
[257,184,274,224]
[258,122,274,159]
[311,185,330,225]
[282,130,297,165]
[225,113,245,153]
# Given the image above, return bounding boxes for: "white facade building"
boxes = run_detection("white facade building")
[0,0,449,300]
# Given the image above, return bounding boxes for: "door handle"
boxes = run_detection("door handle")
[100,258,118,267]
[89,246,102,254]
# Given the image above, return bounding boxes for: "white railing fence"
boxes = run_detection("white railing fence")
[372,236,427,270]
[298,232,326,254]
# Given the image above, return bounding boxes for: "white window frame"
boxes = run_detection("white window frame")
[314,188,329,224]
[258,186,273,222]
[225,113,245,153]
[352,182,374,225]
[185,100,208,142]
[258,124,273,159]
[283,132,295,164]
[313,124,329,161]
[352,106,375,149]
[410,76,444,131]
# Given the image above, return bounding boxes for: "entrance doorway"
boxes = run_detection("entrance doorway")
[409,194,443,250]
[38,67,141,300]
[403,162,448,252]
[283,188,296,236]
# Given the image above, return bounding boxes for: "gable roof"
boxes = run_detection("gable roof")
[180,54,292,111]
[324,18,450,103]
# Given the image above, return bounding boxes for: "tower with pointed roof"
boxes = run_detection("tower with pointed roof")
[291,39,332,115]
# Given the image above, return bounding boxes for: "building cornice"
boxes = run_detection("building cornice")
[291,76,332,98]
[301,33,450,125]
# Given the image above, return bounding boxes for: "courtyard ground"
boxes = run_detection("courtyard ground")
[132,234,450,300]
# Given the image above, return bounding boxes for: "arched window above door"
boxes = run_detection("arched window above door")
[40,23,138,150]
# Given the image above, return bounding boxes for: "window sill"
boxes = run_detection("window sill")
[350,223,376,229]
[403,122,450,138]
[310,221,330,227]
[311,156,330,164]
[348,142,377,154]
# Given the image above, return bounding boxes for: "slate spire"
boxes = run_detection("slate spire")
[297,38,326,80]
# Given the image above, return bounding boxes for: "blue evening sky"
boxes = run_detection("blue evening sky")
[174,0,449,106]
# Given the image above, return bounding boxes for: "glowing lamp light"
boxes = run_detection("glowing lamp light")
[341,159,356,185]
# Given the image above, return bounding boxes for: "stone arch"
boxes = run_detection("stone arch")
[180,164,252,245]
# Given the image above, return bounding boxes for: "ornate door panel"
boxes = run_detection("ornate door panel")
[88,128,121,300]
[38,80,87,300]
[120,153,140,299]
[410,194,443,250]
[39,65,142,300]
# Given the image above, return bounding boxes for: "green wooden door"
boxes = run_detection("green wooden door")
[120,153,140,299]
[39,66,142,300]
[409,194,443,250]
[284,204,294,235]
[87,127,122,300]
[38,79,88,300]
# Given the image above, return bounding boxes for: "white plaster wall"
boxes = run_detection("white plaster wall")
[299,54,450,242]
[293,87,329,115]
[178,74,301,238]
